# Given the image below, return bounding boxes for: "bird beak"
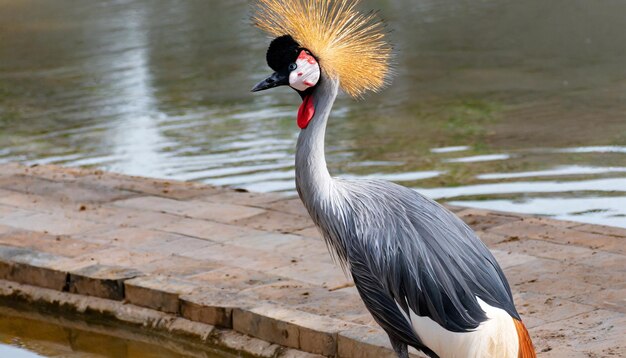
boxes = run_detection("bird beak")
[251,71,289,92]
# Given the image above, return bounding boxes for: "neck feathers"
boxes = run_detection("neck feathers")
[295,75,350,267]
[295,74,339,206]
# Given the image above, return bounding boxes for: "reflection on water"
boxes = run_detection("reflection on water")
[0,0,625,227]
[0,308,232,358]
[0,344,42,358]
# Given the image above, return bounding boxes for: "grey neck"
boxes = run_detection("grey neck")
[295,75,339,212]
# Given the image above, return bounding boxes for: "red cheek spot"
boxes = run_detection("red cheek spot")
[297,50,317,65]
[298,72,303,77]
[303,80,314,87]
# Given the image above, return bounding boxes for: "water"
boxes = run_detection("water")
[0,308,233,358]
[0,0,625,227]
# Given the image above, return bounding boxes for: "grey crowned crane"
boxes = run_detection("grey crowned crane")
[251,1,536,357]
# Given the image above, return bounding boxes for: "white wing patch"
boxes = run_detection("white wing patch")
[396,298,519,358]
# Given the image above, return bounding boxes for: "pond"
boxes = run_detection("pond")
[0,307,234,358]
[0,0,625,227]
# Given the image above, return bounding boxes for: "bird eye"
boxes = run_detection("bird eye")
[288,63,297,71]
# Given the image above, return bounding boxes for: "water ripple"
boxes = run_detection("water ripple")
[477,165,626,180]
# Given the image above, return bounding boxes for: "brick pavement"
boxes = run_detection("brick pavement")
[0,163,623,357]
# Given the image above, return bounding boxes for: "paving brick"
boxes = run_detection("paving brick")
[337,325,397,358]
[488,219,624,253]
[456,208,523,232]
[233,305,301,349]
[201,190,286,206]
[267,253,351,289]
[505,259,607,300]
[66,247,167,269]
[0,174,135,203]
[562,262,623,288]
[242,280,319,305]
[180,243,295,272]
[46,256,98,274]
[490,249,540,269]
[0,210,107,236]
[255,197,310,218]
[241,280,370,325]
[524,216,581,229]
[289,311,348,356]
[233,304,349,355]
[113,196,266,223]
[0,207,38,228]
[0,229,45,247]
[572,250,626,271]
[0,162,27,178]
[535,345,588,357]
[571,223,626,238]
[124,275,199,313]
[473,230,509,246]
[532,309,626,357]
[104,177,224,200]
[75,205,184,230]
[115,179,223,200]
[512,291,596,328]
[492,237,595,263]
[231,210,314,233]
[24,165,226,200]
[0,230,105,258]
[293,289,372,326]
[570,287,626,314]
[0,245,68,291]
[165,317,215,342]
[180,289,244,328]
[69,264,142,300]
[0,191,147,233]
[137,234,218,256]
[590,235,625,254]
[137,254,219,277]
[0,189,60,212]
[0,224,14,235]
[153,218,251,242]
[227,233,328,259]
[78,227,180,248]
[279,349,325,358]
[215,329,281,358]
[442,204,465,213]
[188,266,282,292]
[292,226,323,240]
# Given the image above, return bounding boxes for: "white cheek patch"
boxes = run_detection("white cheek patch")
[289,50,320,92]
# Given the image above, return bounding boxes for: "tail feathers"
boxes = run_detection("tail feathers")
[513,319,536,358]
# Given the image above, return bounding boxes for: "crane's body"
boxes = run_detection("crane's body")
[251,1,536,357]
[295,77,527,358]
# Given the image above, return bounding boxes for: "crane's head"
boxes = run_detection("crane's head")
[250,0,392,98]
[250,0,392,129]
[251,35,321,95]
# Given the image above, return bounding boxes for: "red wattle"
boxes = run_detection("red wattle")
[297,94,315,129]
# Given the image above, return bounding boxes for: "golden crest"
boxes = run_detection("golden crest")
[253,0,392,97]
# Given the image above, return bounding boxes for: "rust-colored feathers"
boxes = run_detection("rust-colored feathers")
[514,319,536,358]
[253,0,392,97]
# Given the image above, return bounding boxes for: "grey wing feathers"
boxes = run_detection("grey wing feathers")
[350,243,439,357]
[336,178,519,337]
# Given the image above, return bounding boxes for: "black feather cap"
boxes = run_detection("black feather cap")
[266,35,301,72]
